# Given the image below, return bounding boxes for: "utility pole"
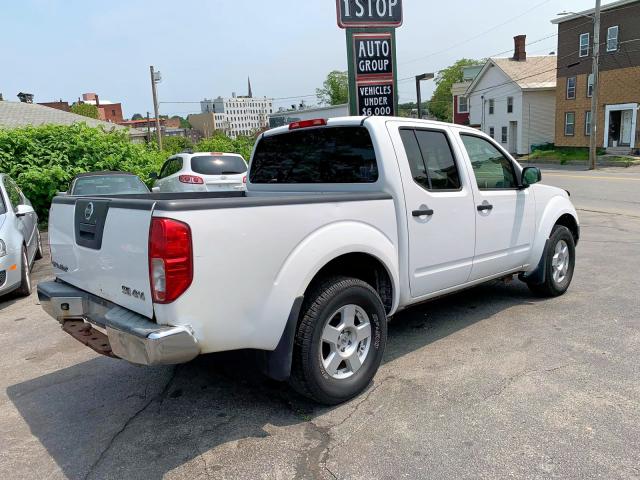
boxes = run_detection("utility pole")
[589,0,601,170]
[415,73,434,119]
[150,65,162,150]
[146,111,151,143]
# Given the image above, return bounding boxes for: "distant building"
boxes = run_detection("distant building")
[38,100,71,112]
[0,101,145,142]
[200,79,273,138]
[81,92,124,123]
[551,0,640,154]
[451,65,483,125]
[268,104,349,128]
[466,36,557,155]
[188,112,230,138]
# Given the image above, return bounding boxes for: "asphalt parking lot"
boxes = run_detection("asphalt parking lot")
[1,166,639,480]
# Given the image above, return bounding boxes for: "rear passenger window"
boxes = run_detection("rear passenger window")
[250,127,378,184]
[399,128,461,191]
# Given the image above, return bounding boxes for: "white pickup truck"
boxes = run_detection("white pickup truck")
[38,117,579,404]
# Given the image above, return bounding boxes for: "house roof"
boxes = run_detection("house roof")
[466,55,557,94]
[0,101,144,135]
[551,0,639,24]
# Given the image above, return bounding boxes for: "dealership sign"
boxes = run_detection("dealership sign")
[353,33,393,79]
[357,81,394,116]
[336,0,403,28]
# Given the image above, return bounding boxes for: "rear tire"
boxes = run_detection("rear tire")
[527,225,575,297]
[289,276,387,405]
[16,247,32,297]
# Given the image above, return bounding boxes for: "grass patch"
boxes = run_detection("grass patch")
[526,147,607,164]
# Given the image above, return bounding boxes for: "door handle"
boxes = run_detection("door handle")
[477,204,493,212]
[412,209,434,217]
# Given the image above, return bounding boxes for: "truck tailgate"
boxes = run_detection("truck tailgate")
[48,197,154,318]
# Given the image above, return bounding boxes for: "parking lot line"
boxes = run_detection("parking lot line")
[543,173,640,182]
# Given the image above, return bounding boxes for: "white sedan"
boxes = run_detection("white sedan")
[152,152,247,193]
[0,174,42,297]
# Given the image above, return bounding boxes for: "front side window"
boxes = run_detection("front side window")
[507,97,513,113]
[458,96,468,113]
[460,134,517,190]
[565,112,576,136]
[585,111,592,136]
[488,99,495,114]
[501,127,508,144]
[250,126,378,184]
[607,26,619,52]
[399,129,461,191]
[567,77,576,99]
[587,74,594,97]
[579,33,590,57]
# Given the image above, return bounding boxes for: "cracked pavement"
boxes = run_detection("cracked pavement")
[1,166,639,479]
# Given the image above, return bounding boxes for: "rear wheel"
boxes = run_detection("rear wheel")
[16,247,32,297]
[527,225,575,297]
[289,276,387,405]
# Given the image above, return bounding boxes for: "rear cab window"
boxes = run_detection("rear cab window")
[250,126,378,184]
[191,155,247,175]
[72,175,150,195]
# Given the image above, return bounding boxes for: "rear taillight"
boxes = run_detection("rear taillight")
[243,175,247,184]
[179,175,204,184]
[289,118,327,130]
[149,218,193,303]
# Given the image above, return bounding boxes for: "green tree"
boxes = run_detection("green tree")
[70,103,99,119]
[131,113,144,120]
[162,135,193,155]
[316,70,349,106]
[428,59,482,122]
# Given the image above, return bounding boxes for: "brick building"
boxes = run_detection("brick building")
[552,0,640,154]
[81,93,124,124]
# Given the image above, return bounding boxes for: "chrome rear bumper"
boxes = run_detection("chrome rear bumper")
[37,280,199,365]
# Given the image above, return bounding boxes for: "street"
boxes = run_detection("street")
[1,166,639,480]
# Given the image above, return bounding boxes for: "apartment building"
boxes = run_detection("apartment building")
[552,0,640,153]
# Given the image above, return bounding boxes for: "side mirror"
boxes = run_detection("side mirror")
[15,204,35,217]
[521,166,542,188]
[152,186,160,193]
[149,172,159,180]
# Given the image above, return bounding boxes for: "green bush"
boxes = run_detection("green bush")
[0,124,260,220]
[0,123,165,218]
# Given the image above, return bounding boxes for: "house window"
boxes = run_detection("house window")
[579,33,590,57]
[489,127,495,139]
[567,77,576,99]
[585,111,592,136]
[488,99,494,114]
[565,112,575,136]
[587,73,594,97]
[458,96,468,113]
[507,97,513,113]
[501,126,508,143]
[607,26,619,52]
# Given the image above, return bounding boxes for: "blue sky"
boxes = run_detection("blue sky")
[1,0,601,118]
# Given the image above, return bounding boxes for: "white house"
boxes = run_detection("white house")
[467,35,557,155]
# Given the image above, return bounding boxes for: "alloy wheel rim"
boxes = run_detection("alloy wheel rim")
[551,239,570,284]
[320,304,372,380]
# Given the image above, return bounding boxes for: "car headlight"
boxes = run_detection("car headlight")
[0,240,6,258]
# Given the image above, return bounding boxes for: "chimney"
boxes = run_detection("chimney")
[513,35,526,61]
[95,94,100,107]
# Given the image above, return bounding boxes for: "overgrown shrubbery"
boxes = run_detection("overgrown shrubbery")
[0,123,259,219]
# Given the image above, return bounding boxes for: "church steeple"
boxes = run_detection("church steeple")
[247,77,253,98]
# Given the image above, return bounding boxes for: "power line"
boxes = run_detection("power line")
[399,0,554,66]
